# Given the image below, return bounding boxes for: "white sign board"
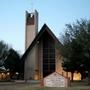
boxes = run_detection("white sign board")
[43,72,69,87]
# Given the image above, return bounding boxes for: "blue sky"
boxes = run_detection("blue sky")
[0,0,90,54]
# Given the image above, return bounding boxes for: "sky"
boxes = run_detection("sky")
[0,0,90,54]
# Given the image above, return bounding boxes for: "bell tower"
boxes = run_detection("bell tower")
[25,10,38,50]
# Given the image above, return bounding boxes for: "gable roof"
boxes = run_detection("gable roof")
[44,72,68,79]
[21,24,63,61]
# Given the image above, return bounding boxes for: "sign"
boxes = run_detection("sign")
[43,72,69,87]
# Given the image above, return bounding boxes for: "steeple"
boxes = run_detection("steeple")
[25,10,38,50]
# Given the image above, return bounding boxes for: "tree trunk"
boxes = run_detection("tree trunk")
[80,71,86,80]
[80,72,83,80]
[10,72,15,79]
[66,72,68,78]
[88,70,90,85]
[71,72,74,82]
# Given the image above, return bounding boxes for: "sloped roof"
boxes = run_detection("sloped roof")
[21,24,63,61]
[44,72,68,79]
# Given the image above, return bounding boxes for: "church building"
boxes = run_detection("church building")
[21,10,81,80]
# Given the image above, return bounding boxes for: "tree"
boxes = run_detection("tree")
[0,40,24,79]
[61,19,90,82]
[4,48,20,71]
[4,48,21,79]
[0,41,9,66]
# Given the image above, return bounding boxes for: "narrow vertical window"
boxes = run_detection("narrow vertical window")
[43,31,55,77]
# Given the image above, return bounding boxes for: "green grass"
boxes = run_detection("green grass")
[0,81,90,90]
[25,86,90,90]
[22,81,90,90]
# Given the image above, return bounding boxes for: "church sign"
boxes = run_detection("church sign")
[43,72,70,87]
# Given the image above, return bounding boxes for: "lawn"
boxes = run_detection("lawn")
[0,81,90,90]
[25,86,90,90]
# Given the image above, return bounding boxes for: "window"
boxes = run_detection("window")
[43,32,55,77]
